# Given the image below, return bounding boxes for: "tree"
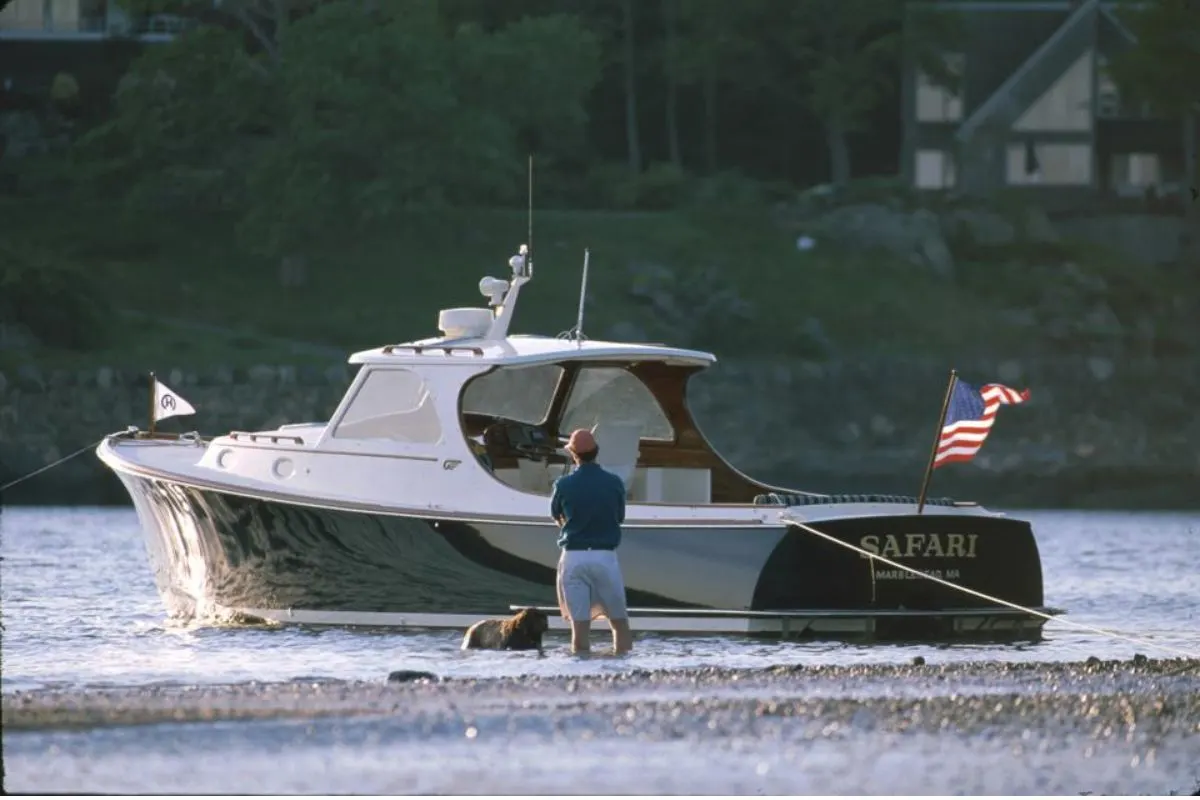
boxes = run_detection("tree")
[661,0,681,167]
[672,0,767,174]
[1107,0,1200,241]
[759,0,959,187]
[621,0,641,174]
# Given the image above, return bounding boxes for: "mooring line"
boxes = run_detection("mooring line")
[783,514,1200,660]
[0,438,110,494]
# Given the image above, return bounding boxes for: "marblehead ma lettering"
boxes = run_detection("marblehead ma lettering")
[858,533,978,582]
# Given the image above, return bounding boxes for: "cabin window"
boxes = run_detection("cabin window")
[332,368,442,444]
[461,363,564,424]
[560,367,674,441]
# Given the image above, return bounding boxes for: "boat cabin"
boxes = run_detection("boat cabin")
[313,244,786,507]
[323,336,782,506]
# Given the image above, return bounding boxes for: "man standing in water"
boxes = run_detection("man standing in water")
[550,428,633,655]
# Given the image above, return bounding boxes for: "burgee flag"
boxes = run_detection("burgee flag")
[153,378,196,422]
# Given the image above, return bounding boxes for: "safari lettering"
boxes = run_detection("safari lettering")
[857,533,978,559]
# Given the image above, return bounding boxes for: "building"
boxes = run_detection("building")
[0,0,184,40]
[901,0,1187,205]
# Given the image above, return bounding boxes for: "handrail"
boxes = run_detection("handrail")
[227,431,305,445]
[381,344,485,357]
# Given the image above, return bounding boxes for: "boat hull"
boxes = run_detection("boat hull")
[111,468,1053,641]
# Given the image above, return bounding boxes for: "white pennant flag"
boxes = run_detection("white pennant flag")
[154,378,196,421]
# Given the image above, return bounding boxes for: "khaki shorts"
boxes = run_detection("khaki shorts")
[556,549,628,622]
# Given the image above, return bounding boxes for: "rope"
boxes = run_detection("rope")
[782,514,1200,660]
[1,437,110,493]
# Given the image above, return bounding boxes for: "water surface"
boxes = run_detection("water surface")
[2,505,1197,691]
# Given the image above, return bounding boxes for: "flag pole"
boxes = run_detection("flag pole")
[917,368,957,514]
[148,371,156,437]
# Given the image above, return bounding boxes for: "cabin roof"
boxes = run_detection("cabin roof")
[347,334,718,369]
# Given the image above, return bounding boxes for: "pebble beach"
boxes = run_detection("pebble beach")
[5,656,1199,794]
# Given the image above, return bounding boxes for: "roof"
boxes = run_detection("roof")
[912,0,1141,141]
[347,334,718,369]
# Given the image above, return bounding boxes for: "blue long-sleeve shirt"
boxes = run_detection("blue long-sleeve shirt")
[550,462,626,550]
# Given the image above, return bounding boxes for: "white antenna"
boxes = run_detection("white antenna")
[573,248,590,342]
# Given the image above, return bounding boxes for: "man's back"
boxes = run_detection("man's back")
[551,463,626,550]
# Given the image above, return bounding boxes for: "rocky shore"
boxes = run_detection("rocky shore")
[4,657,1199,794]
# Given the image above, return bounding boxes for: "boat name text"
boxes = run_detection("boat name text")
[858,533,978,560]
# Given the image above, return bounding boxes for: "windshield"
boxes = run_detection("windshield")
[460,363,564,424]
[560,366,673,440]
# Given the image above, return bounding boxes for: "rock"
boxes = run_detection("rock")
[214,366,235,385]
[1022,206,1059,243]
[278,366,297,385]
[169,368,184,387]
[912,656,926,666]
[1087,357,1115,382]
[248,365,276,385]
[0,371,6,395]
[1061,262,1107,295]
[806,203,954,279]
[16,365,43,391]
[96,367,114,390]
[947,208,1016,247]
[324,366,348,385]
[911,208,955,279]
[870,414,895,438]
[387,669,438,683]
[799,317,835,357]
[1084,305,1123,339]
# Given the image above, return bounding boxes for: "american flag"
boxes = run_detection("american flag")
[934,379,1030,468]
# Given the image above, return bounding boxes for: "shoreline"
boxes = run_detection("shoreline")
[7,656,1199,795]
[5,656,1198,733]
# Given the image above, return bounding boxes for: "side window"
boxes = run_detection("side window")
[460,364,563,424]
[560,367,674,440]
[332,369,442,444]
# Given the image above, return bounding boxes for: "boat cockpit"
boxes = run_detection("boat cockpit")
[458,357,781,505]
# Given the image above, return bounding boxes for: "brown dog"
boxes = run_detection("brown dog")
[461,607,550,652]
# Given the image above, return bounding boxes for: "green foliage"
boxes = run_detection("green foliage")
[69,24,273,210]
[0,240,111,351]
[1107,0,1200,117]
[82,1,603,257]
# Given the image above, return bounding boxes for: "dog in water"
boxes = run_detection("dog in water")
[461,607,550,653]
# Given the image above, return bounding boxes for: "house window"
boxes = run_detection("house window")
[915,53,964,123]
[332,368,442,444]
[1110,153,1161,195]
[0,0,45,29]
[1006,142,1092,186]
[1013,50,1094,132]
[914,150,956,189]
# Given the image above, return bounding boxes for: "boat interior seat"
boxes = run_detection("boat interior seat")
[591,420,641,490]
